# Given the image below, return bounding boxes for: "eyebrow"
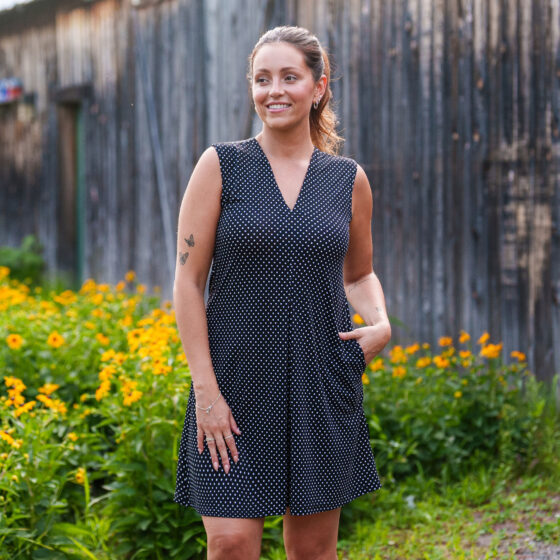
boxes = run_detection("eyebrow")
[254,67,301,73]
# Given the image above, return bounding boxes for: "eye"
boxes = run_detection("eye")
[286,75,297,81]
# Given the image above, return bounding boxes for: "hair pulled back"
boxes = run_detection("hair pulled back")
[247,25,344,155]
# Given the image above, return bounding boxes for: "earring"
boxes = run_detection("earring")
[313,98,319,109]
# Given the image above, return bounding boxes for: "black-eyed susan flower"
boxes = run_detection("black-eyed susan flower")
[459,330,470,344]
[433,355,450,368]
[415,356,431,368]
[478,332,490,345]
[511,350,527,362]
[47,331,65,348]
[480,342,503,359]
[6,334,23,350]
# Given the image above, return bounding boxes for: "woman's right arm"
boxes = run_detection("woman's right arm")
[173,146,222,403]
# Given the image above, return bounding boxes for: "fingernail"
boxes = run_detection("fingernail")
[225,464,230,474]
[213,461,218,470]
[234,455,238,462]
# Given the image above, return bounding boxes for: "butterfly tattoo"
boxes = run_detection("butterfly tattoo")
[179,234,195,265]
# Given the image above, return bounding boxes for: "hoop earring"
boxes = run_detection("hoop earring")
[313,99,319,110]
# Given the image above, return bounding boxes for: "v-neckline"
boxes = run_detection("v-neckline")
[252,136,317,213]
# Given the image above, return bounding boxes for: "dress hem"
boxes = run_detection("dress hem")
[172,481,382,518]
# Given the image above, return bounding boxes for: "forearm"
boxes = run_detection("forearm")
[173,280,220,401]
[344,271,391,333]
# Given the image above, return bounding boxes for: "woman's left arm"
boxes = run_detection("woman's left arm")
[340,164,392,362]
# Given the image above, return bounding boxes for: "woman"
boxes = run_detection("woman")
[173,25,391,559]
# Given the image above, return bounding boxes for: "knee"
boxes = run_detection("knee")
[207,531,260,560]
[285,541,337,560]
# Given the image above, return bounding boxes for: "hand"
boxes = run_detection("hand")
[339,322,391,364]
[195,390,242,474]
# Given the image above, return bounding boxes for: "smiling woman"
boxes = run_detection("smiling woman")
[172,24,391,560]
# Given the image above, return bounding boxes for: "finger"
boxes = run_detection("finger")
[206,438,220,471]
[230,414,242,435]
[225,429,239,463]
[197,425,204,454]
[216,436,230,474]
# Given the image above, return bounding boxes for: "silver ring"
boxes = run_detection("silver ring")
[205,437,215,442]
[224,434,234,439]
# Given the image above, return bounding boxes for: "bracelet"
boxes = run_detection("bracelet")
[195,390,222,415]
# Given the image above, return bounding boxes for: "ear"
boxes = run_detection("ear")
[316,74,328,97]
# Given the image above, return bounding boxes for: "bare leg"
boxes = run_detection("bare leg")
[201,515,265,560]
[283,505,341,560]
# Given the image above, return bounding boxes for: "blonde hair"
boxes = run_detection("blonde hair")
[247,25,344,155]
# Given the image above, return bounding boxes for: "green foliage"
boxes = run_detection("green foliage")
[363,341,559,487]
[0,235,45,287]
[0,267,558,559]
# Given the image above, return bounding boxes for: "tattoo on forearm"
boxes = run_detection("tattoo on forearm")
[179,233,195,265]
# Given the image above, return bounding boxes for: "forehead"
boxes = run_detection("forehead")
[253,42,309,73]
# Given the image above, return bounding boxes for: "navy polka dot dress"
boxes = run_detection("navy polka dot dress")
[173,136,382,518]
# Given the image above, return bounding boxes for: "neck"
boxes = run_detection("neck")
[256,126,315,159]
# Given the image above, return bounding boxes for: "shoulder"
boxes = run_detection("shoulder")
[316,150,359,178]
[210,137,254,157]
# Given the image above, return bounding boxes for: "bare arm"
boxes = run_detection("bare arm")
[173,146,222,400]
[341,164,391,360]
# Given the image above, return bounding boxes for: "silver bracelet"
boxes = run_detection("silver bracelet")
[195,390,222,414]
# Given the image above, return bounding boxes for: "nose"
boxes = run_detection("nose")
[269,77,285,96]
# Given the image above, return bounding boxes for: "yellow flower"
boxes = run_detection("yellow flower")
[14,400,36,418]
[39,383,59,396]
[53,290,77,306]
[392,366,406,379]
[405,343,420,354]
[462,379,468,385]
[6,333,23,350]
[352,313,364,325]
[480,342,503,359]
[459,330,471,344]
[67,432,79,442]
[95,333,110,346]
[511,350,526,362]
[75,467,86,485]
[459,350,471,358]
[125,270,136,283]
[123,389,142,406]
[389,345,408,364]
[47,331,65,348]
[478,332,490,345]
[370,358,384,371]
[0,430,15,446]
[0,266,10,280]
[454,391,462,398]
[439,336,453,347]
[422,342,430,349]
[416,356,431,368]
[95,379,111,401]
[362,373,370,384]
[11,474,18,482]
[137,284,146,294]
[433,355,450,368]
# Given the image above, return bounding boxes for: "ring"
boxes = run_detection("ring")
[224,434,234,439]
[206,437,215,442]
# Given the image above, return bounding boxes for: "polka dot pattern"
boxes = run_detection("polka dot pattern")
[173,137,382,518]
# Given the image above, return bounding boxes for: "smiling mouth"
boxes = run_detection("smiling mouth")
[266,104,291,114]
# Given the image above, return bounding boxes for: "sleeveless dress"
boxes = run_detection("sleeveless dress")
[173,137,382,518]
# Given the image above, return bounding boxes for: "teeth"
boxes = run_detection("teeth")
[269,104,290,109]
